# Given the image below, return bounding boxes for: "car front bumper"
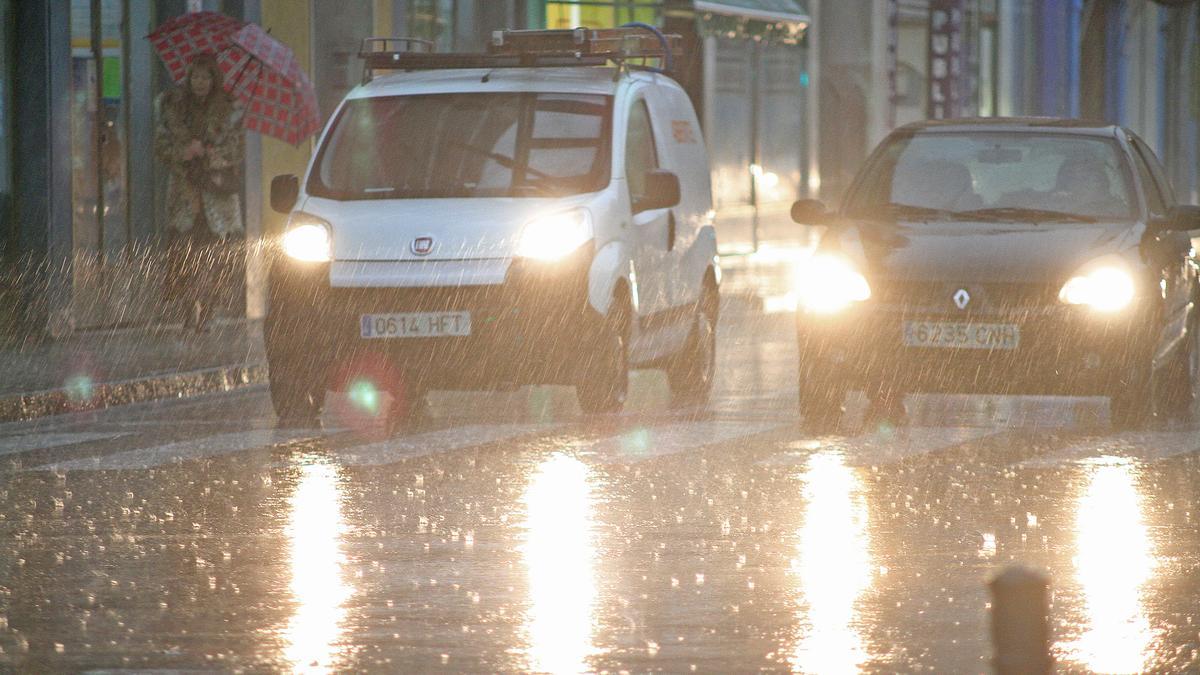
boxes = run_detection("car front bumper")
[796,301,1159,396]
[266,248,603,390]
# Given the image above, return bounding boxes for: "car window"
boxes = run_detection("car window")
[847,131,1138,221]
[1129,137,1174,214]
[309,93,612,200]
[1129,144,1167,216]
[625,99,659,212]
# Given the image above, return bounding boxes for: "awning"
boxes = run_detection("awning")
[693,0,810,26]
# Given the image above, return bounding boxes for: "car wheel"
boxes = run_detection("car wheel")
[667,292,717,406]
[798,350,846,430]
[269,361,326,423]
[577,302,630,415]
[1158,320,1200,424]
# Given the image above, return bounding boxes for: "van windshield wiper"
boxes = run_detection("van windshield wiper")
[861,203,960,221]
[956,207,1099,223]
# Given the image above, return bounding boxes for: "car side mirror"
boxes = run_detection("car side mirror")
[636,170,681,212]
[791,199,830,225]
[1164,205,1200,232]
[271,174,299,214]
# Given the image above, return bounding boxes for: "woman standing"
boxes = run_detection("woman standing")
[154,53,244,332]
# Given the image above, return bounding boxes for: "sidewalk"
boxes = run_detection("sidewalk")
[0,319,267,423]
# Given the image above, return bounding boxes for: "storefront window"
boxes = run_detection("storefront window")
[545,1,660,29]
[70,0,128,257]
[408,0,457,50]
[313,2,374,124]
[70,0,130,328]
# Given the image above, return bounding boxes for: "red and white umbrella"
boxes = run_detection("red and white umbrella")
[149,12,320,146]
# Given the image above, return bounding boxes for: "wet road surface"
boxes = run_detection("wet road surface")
[0,299,1198,673]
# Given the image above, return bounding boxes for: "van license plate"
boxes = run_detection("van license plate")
[360,312,472,339]
[902,321,1019,350]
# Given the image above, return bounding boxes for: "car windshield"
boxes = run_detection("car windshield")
[845,131,1139,222]
[309,92,612,200]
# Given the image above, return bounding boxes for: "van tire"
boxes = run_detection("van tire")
[577,302,630,414]
[269,363,326,422]
[668,290,717,406]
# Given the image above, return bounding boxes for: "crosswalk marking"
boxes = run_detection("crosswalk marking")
[1017,431,1200,469]
[760,426,1003,468]
[579,421,786,464]
[0,432,128,457]
[34,428,332,472]
[331,424,553,467]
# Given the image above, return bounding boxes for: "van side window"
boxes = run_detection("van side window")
[625,99,659,212]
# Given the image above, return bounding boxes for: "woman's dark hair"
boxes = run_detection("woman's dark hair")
[185,52,233,118]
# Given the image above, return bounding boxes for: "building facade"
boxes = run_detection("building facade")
[2,0,1195,337]
[1,0,813,336]
[807,0,1198,207]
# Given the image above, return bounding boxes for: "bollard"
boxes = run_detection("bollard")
[989,565,1052,675]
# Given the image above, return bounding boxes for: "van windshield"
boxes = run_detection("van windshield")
[309,92,612,200]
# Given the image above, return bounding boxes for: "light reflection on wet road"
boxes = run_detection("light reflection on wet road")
[1063,458,1157,674]
[0,297,1197,672]
[790,451,872,674]
[285,462,351,674]
[521,454,598,674]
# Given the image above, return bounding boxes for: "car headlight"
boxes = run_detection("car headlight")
[1059,264,1135,312]
[516,209,593,261]
[796,253,872,313]
[281,213,332,263]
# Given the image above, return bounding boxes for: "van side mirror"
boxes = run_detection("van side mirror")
[791,199,830,224]
[637,170,682,212]
[1165,205,1200,232]
[271,174,299,214]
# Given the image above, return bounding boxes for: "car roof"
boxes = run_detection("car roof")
[897,117,1123,138]
[348,66,646,99]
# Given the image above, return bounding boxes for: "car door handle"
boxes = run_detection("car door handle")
[667,211,676,252]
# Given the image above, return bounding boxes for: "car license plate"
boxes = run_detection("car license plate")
[902,321,1020,350]
[360,312,472,339]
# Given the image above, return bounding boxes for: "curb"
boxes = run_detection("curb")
[0,363,269,424]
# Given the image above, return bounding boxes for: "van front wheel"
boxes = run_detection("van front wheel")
[576,304,630,414]
[269,362,326,422]
[668,296,717,406]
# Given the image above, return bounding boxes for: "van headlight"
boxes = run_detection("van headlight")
[796,253,872,313]
[281,213,332,263]
[516,209,593,261]
[1059,264,1135,312]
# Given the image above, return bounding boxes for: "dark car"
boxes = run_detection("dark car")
[791,118,1200,428]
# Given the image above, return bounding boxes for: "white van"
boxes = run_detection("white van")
[265,28,720,421]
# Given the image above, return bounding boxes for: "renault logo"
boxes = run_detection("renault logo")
[953,288,971,310]
[411,236,434,256]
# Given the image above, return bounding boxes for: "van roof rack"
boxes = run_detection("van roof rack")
[358,27,681,82]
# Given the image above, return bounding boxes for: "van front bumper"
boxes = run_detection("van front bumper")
[265,248,603,390]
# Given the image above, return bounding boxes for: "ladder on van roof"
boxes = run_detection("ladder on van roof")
[358,26,682,83]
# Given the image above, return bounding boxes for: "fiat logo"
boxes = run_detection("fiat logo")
[953,288,971,310]
[411,236,434,256]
